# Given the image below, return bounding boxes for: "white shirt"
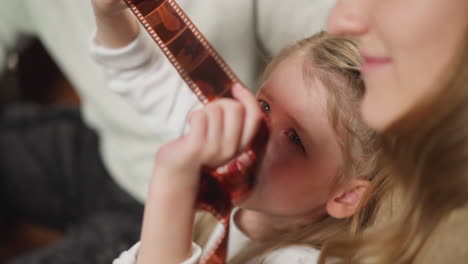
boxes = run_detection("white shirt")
[113,209,320,264]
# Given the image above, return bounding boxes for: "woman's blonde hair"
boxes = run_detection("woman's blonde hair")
[319,22,468,264]
[194,32,387,263]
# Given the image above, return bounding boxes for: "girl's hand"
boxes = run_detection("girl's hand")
[91,0,128,17]
[137,84,263,264]
[153,83,264,187]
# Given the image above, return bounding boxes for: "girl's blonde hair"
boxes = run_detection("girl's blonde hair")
[319,22,468,264]
[194,32,387,263]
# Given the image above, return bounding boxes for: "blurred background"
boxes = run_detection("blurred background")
[0,36,78,262]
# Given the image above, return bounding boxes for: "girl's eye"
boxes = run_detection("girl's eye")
[287,129,305,151]
[258,99,271,114]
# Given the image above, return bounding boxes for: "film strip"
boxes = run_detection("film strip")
[123,1,268,263]
[124,0,242,104]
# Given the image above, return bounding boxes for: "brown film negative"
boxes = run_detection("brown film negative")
[129,0,164,16]
[145,4,186,43]
[125,0,241,104]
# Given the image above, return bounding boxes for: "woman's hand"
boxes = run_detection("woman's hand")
[91,0,128,17]
[90,0,139,48]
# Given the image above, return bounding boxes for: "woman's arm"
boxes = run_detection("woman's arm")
[89,0,200,135]
[91,0,139,49]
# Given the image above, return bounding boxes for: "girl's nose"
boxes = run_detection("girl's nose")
[327,0,370,37]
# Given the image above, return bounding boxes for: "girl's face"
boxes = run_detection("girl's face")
[327,0,468,131]
[239,55,344,219]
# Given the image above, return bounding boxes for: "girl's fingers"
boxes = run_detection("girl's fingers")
[155,110,207,171]
[214,150,254,175]
[231,83,264,149]
[204,103,223,158]
[201,99,244,166]
[221,100,244,158]
[184,87,261,167]
[186,110,208,157]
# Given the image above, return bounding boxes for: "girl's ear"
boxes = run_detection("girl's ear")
[326,179,370,219]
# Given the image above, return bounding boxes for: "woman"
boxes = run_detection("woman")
[322,0,468,263]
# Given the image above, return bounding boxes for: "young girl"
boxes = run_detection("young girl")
[90,2,384,264]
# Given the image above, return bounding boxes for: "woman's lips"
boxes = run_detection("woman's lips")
[360,53,392,73]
